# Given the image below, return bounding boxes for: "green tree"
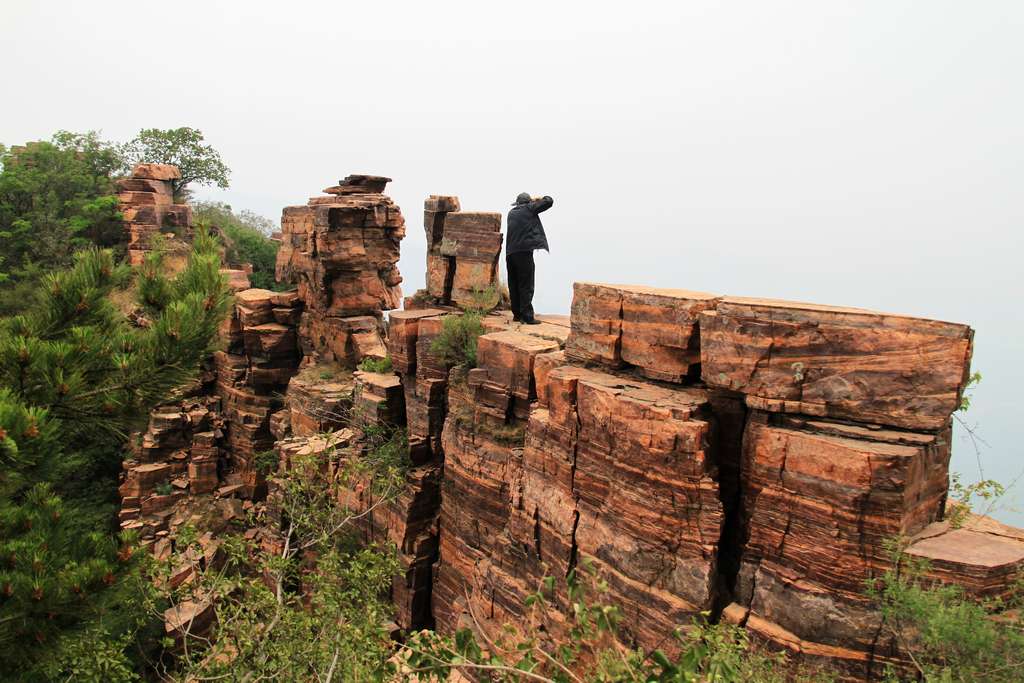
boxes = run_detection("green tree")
[121,127,230,199]
[0,231,232,680]
[192,201,282,290]
[0,131,125,311]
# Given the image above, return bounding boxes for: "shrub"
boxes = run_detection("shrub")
[192,201,283,290]
[429,311,484,369]
[255,448,280,476]
[358,356,393,374]
[867,538,1024,681]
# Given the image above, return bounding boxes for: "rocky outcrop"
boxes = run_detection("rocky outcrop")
[423,195,503,307]
[276,174,403,365]
[566,282,719,382]
[116,163,193,264]
[700,297,974,431]
[117,175,1023,681]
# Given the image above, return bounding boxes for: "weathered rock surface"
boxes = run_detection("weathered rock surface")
[730,412,953,675]
[422,195,503,307]
[276,175,404,317]
[117,163,191,264]
[700,297,974,431]
[435,354,724,652]
[117,175,1024,682]
[907,514,1024,600]
[565,282,719,382]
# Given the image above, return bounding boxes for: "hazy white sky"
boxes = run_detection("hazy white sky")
[4,1,1022,520]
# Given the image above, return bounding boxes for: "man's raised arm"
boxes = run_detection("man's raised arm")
[528,195,554,213]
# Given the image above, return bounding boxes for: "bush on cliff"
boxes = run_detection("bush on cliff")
[401,561,821,683]
[430,312,485,369]
[193,200,283,290]
[160,444,400,681]
[0,231,232,680]
[869,538,1024,681]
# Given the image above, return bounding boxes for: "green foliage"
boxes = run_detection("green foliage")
[402,560,811,682]
[154,481,174,496]
[193,200,282,290]
[162,448,400,681]
[0,235,231,678]
[430,311,484,369]
[0,131,125,313]
[355,425,410,497]
[947,473,1006,528]
[120,127,230,199]
[255,448,280,476]
[358,355,393,374]
[959,371,983,412]
[464,283,503,313]
[867,537,1024,681]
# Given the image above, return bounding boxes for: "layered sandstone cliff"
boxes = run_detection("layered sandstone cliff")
[117,172,1024,680]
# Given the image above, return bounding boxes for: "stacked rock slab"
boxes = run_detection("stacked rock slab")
[423,195,503,308]
[699,297,974,431]
[565,282,720,382]
[434,320,724,654]
[428,280,1020,680]
[116,163,193,264]
[119,394,223,543]
[216,288,304,498]
[730,414,952,675]
[275,174,404,366]
[697,297,978,676]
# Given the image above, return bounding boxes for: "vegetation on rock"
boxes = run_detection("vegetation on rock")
[120,127,230,200]
[192,200,282,290]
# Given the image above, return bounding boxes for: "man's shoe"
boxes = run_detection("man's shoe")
[512,316,522,322]
[523,318,541,325]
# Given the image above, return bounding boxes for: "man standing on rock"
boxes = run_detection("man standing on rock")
[506,192,554,325]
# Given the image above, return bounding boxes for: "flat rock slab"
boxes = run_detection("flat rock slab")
[908,515,1024,599]
[700,296,973,431]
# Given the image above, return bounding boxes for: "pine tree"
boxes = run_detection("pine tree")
[0,231,231,679]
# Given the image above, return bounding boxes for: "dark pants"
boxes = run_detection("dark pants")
[506,250,536,322]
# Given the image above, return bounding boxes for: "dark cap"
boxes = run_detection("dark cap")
[512,192,531,206]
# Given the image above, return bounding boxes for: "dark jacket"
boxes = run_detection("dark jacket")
[506,196,553,255]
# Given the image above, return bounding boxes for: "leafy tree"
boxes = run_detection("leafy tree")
[121,127,230,199]
[192,201,282,290]
[0,131,125,311]
[0,231,232,679]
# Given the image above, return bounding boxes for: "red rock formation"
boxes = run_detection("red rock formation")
[700,297,974,431]
[115,174,1024,682]
[422,195,503,307]
[435,350,724,652]
[116,163,192,264]
[907,514,1024,601]
[275,174,403,366]
[566,282,719,382]
[726,413,953,676]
